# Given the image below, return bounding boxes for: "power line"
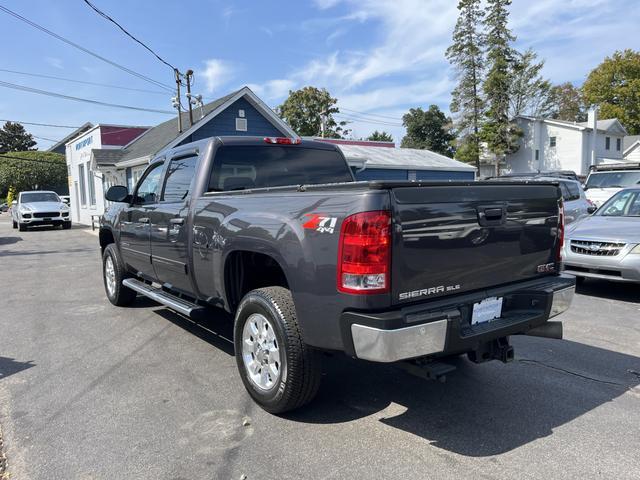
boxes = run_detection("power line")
[336,113,402,127]
[0,4,174,92]
[0,68,167,95]
[82,0,176,71]
[33,135,59,143]
[339,107,403,121]
[0,80,174,115]
[0,119,81,129]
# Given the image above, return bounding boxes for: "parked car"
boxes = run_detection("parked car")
[583,163,640,207]
[11,190,72,231]
[563,187,640,283]
[99,136,574,413]
[486,170,581,182]
[0,202,8,213]
[487,176,594,224]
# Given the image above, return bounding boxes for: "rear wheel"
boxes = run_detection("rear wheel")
[234,287,322,414]
[12,220,17,229]
[102,244,137,306]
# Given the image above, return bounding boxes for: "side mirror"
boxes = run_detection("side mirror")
[11,200,17,205]
[105,185,130,203]
[587,205,597,214]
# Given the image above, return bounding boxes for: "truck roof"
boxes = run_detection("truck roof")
[216,136,340,151]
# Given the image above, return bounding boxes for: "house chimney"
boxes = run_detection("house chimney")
[588,106,598,167]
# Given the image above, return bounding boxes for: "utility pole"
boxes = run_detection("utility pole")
[174,68,183,133]
[185,69,194,128]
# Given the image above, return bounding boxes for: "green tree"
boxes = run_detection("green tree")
[0,122,37,153]
[401,105,456,157]
[367,130,393,142]
[277,86,350,138]
[446,0,485,169]
[480,0,521,170]
[582,49,640,134]
[509,49,553,118]
[0,151,67,197]
[549,82,587,122]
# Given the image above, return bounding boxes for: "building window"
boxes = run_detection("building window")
[605,137,610,150]
[78,164,87,206]
[235,117,248,131]
[617,138,621,151]
[549,137,556,148]
[238,109,245,118]
[88,166,96,206]
[535,149,539,161]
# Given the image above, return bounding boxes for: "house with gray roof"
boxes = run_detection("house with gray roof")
[66,86,296,225]
[495,109,629,177]
[623,135,640,162]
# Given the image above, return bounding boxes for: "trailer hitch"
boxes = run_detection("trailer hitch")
[396,359,457,383]
[468,337,514,364]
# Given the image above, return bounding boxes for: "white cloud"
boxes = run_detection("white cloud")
[313,0,342,9]
[199,59,234,93]
[246,79,296,103]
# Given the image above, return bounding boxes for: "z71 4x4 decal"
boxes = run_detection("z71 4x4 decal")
[302,214,338,234]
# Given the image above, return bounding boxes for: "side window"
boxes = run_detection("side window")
[134,163,163,205]
[566,182,581,201]
[559,182,571,201]
[161,156,198,202]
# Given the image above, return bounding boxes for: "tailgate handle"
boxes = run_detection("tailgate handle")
[477,206,506,226]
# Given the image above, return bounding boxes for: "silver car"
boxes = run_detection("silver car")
[11,190,72,231]
[563,187,640,283]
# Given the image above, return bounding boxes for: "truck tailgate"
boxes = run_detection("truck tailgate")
[391,184,561,304]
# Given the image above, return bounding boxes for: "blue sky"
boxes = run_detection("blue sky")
[1,0,639,148]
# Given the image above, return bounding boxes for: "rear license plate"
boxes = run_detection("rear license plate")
[471,297,503,325]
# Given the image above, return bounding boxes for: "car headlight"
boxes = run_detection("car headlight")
[631,244,640,254]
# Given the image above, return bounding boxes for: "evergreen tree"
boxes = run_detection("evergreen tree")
[0,122,37,153]
[446,0,485,170]
[480,0,520,174]
[509,49,553,118]
[367,131,393,142]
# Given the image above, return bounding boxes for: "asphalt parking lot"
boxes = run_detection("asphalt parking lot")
[0,213,639,480]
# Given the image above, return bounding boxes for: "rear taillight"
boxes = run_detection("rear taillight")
[556,201,565,262]
[264,137,301,145]
[337,210,391,294]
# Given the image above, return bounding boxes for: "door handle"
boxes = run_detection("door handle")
[139,217,150,224]
[170,218,184,225]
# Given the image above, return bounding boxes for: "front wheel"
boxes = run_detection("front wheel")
[234,287,322,414]
[102,244,137,306]
[18,223,26,231]
[62,221,72,230]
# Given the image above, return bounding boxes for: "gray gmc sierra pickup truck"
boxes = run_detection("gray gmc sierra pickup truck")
[99,136,575,413]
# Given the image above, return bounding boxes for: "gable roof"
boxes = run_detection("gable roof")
[47,122,93,153]
[517,115,628,135]
[338,144,476,172]
[623,135,640,151]
[116,86,296,164]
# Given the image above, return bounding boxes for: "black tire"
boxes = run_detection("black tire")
[234,287,322,414]
[62,221,72,230]
[12,220,17,229]
[18,223,26,231]
[575,276,585,285]
[102,244,137,307]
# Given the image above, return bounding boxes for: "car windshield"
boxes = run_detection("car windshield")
[585,171,640,189]
[597,190,640,217]
[20,192,60,203]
